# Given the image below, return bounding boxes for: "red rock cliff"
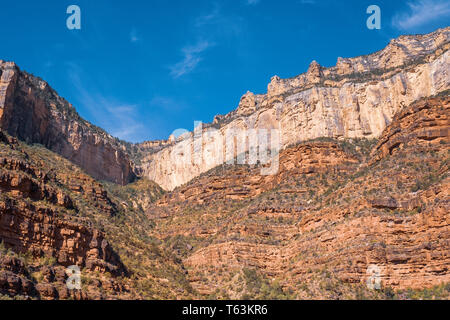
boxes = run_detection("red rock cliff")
[0,61,135,185]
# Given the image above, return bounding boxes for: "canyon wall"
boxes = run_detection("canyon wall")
[1,27,448,191]
[0,62,135,185]
[149,97,449,297]
[140,27,450,191]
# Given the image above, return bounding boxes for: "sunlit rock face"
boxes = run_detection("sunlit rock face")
[140,27,450,191]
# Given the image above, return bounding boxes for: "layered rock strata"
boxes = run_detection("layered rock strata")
[140,27,450,190]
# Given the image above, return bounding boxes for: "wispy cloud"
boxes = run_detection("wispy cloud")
[169,4,244,79]
[392,0,450,30]
[194,6,244,37]
[105,104,144,139]
[169,40,214,78]
[195,6,221,27]
[129,28,141,43]
[150,96,188,111]
[67,62,144,142]
[246,0,261,5]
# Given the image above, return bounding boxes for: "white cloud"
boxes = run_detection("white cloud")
[392,0,450,30]
[169,40,214,78]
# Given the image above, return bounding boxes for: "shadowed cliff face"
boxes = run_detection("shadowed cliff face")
[138,27,450,191]
[0,61,135,186]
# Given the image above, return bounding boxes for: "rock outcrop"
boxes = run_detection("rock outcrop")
[370,96,449,163]
[148,96,449,298]
[0,130,193,300]
[0,255,36,298]
[139,27,450,190]
[0,135,127,277]
[0,61,135,185]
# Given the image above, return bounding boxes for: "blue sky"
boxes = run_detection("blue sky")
[0,0,449,142]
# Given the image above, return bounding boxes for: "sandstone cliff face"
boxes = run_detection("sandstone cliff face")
[0,200,126,276]
[0,133,127,277]
[0,132,132,299]
[370,96,449,163]
[148,97,449,298]
[0,62,135,185]
[0,131,195,300]
[140,27,450,191]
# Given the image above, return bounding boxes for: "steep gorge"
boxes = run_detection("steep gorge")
[0,27,449,300]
